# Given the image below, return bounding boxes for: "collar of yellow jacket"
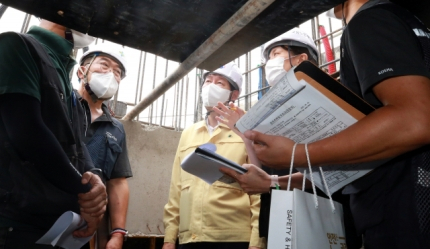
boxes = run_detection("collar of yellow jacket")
[194,120,230,131]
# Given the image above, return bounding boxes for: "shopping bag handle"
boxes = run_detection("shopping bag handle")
[286,143,298,192]
[305,143,336,212]
[287,143,336,212]
[318,166,336,212]
[301,170,307,191]
[304,143,319,209]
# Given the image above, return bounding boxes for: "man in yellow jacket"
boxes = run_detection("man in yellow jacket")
[163,62,265,249]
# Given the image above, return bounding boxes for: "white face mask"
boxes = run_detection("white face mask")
[326,8,339,19]
[265,57,288,86]
[201,84,231,107]
[265,55,300,86]
[88,72,119,100]
[72,30,96,49]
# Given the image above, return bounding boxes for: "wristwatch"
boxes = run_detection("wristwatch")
[88,168,106,184]
[270,175,279,188]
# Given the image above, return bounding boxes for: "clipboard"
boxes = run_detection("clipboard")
[235,61,383,194]
[294,61,375,120]
[181,147,247,184]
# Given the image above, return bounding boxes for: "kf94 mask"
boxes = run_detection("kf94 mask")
[88,72,119,100]
[201,84,231,107]
[72,30,96,49]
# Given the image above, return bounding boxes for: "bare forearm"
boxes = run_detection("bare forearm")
[243,138,261,167]
[290,76,430,167]
[107,178,129,229]
[278,172,311,190]
[295,104,430,167]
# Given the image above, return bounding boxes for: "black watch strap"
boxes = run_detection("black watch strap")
[88,168,105,184]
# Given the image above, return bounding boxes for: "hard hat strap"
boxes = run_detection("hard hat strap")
[82,54,100,103]
[287,46,294,68]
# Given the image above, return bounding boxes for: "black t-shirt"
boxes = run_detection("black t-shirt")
[339,1,430,239]
[340,3,430,107]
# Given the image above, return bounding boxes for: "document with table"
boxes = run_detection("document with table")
[236,61,388,194]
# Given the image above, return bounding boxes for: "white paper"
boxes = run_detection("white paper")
[236,68,383,194]
[37,211,92,249]
[235,71,306,133]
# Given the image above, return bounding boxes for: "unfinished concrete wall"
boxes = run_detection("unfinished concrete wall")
[121,120,181,236]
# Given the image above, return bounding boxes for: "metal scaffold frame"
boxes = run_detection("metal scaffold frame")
[0,3,344,131]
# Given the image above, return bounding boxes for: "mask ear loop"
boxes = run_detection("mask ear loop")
[226,81,239,105]
[286,46,294,68]
[342,2,347,26]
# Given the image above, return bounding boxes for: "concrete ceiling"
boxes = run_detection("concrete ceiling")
[0,0,428,70]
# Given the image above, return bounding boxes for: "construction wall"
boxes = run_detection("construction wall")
[121,120,182,236]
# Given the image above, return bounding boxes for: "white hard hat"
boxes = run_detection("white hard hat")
[80,44,127,79]
[262,28,318,62]
[202,62,243,94]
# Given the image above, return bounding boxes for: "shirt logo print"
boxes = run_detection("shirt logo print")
[106,131,117,141]
[378,68,393,75]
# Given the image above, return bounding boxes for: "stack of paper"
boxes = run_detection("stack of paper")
[37,211,93,249]
[236,62,386,195]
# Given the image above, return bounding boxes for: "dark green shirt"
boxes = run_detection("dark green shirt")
[0,26,77,228]
[0,26,76,116]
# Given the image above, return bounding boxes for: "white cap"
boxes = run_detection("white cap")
[80,44,127,79]
[262,28,318,62]
[202,62,243,94]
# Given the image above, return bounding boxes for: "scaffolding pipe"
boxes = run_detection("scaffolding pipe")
[122,0,276,121]
[194,69,199,123]
[134,51,143,105]
[196,69,203,122]
[20,13,31,33]
[137,52,147,121]
[245,52,249,110]
[0,5,8,19]
[184,76,189,128]
[149,55,158,125]
[178,78,184,131]
[163,99,168,126]
[160,59,169,126]
[248,51,252,108]
[174,81,180,129]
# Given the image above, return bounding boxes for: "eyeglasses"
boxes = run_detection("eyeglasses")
[96,61,124,80]
[86,61,124,80]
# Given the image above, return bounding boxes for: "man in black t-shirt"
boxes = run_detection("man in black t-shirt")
[338,1,430,248]
[241,0,430,248]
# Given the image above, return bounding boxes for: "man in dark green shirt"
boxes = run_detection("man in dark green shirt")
[0,19,107,248]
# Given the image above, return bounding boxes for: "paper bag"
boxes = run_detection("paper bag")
[267,190,294,249]
[293,189,347,248]
[267,143,347,249]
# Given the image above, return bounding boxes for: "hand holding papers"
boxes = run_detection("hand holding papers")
[181,143,247,184]
[236,61,385,194]
[37,211,93,249]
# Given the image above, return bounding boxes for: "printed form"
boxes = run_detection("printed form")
[236,68,385,194]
